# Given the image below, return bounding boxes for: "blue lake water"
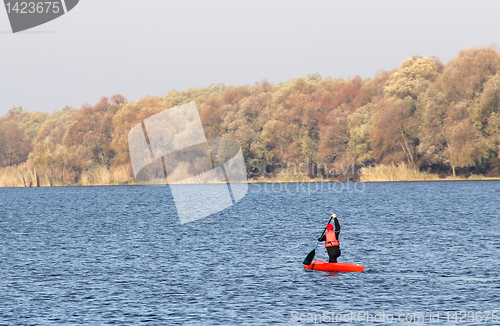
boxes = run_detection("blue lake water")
[0,181,499,325]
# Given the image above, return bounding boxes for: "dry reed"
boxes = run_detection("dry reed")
[359,163,484,182]
[0,163,135,187]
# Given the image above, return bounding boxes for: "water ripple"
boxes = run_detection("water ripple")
[0,182,499,324]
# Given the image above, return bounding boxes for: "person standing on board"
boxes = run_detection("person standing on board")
[318,213,341,263]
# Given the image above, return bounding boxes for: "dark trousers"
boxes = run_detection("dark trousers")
[327,246,341,263]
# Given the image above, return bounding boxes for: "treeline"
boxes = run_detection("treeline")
[1,46,500,186]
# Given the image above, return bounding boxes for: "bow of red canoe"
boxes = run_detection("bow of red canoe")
[303,259,364,272]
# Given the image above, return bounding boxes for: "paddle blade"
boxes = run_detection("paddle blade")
[303,249,316,265]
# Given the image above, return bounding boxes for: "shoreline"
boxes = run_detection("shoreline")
[1,176,500,189]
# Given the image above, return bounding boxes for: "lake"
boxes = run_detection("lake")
[0,181,499,325]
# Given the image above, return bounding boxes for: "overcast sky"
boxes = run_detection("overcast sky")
[1,0,500,116]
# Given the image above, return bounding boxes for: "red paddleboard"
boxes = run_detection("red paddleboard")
[303,259,364,272]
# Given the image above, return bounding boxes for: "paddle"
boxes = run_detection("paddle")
[303,214,334,265]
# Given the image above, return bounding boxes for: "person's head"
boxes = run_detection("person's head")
[326,223,334,230]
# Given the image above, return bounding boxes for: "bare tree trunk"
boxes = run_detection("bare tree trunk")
[443,130,455,177]
[33,169,40,187]
[447,144,456,177]
[18,171,26,187]
[400,131,416,169]
[397,141,410,166]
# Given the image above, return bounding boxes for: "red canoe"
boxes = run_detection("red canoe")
[303,259,364,272]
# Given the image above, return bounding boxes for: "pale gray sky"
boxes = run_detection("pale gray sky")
[1,0,500,116]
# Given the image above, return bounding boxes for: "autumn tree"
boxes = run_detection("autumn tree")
[472,73,500,143]
[59,96,125,177]
[0,107,47,168]
[221,90,273,170]
[198,86,251,140]
[259,77,322,175]
[317,77,364,165]
[418,47,500,176]
[361,57,442,168]
[2,46,500,184]
[28,106,74,176]
[0,120,31,167]
[112,96,172,166]
[384,57,442,100]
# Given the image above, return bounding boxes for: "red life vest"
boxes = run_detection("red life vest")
[325,230,339,247]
